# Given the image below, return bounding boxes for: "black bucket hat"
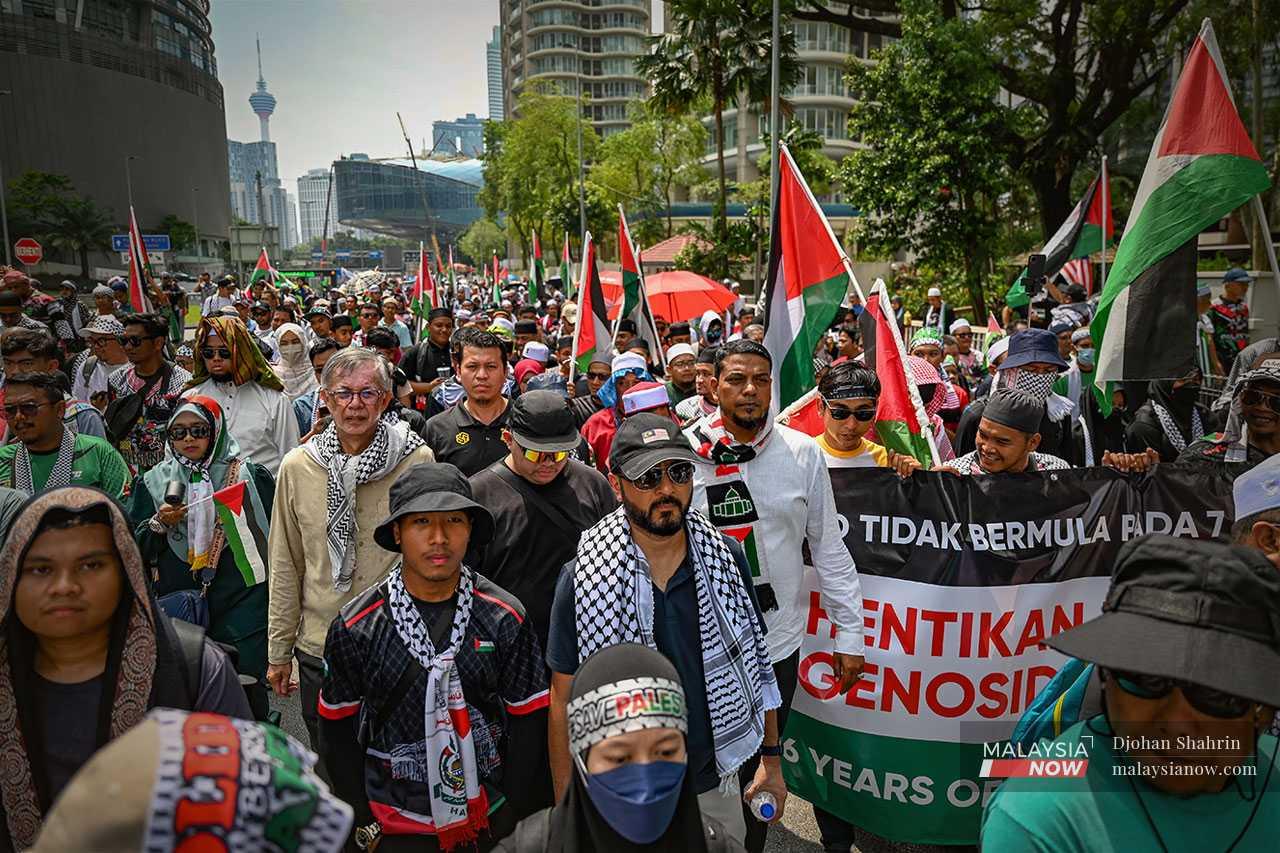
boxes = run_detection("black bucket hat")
[1048,534,1280,707]
[373,463,495,552]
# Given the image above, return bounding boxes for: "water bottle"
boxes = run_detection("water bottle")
[749,791,777,822]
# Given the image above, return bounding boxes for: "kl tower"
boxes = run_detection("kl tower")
[248,36,277,142]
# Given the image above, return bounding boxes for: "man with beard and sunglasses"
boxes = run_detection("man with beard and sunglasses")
[684,339,864,852]
[982,535,1280,852]
[1178,356,1280,478]
[546,414,782,847]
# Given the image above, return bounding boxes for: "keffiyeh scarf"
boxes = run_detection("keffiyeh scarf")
[14,426,76,494]
[1152,402,1203,453]
[999,367,1074,422]
[386,567,489,851]
[574,507,780,783]
[688,413,775,583]
[304,413,423,591]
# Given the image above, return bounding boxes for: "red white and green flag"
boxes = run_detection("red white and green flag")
[212,481,267,587]
[491,253,501,305]
[530,230,545,305]
[864,281,939,466]
[126,205,154,313]
[1093,18,1271,397]
[617,206,666,370]
[248,247,274,287]
[448,245,458,301]
[560,232,574,299]
[411,242,436,323]
[763,142,855,411]
[571,231,612,374]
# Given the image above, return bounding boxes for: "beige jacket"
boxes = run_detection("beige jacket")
[267,443,434,663]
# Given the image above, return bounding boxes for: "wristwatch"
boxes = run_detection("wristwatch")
[760,743,782,757]
[354,822,382,850]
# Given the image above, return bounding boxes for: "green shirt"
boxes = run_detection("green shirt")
[982,718,1279,852]
[0,433,131,499]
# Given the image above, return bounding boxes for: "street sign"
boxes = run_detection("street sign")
[14,238,42,266]
[311,251,323,260]
[111,234,172,253]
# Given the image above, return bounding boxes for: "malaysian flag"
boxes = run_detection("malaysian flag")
[1059,258,1093,294]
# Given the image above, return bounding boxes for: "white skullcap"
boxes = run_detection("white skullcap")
[927,287,943,297]
[666,343,696,361]
[986,336,1010,364]
[949,318,972,334]
[611,352,647,374]
[522,341,550,362]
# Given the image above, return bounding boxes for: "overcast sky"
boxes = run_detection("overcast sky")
[211,0,664,195]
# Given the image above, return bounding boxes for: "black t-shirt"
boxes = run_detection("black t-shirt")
[468,460,618,646]
[414,595,459,650]
[400,340,452,383]
[35,674,102,799]
[424,399,512,476]
[546,535,762,795]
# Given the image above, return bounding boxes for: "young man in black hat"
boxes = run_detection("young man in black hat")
[330,314,354,348]
[982,534,1280,852]
[943,388,1072,474]
[546,413,783,847]
[319,462,551,852]
[613,318,637,353]
[468,391,615,647]
[306,305,334,340]
[401,307,455,407]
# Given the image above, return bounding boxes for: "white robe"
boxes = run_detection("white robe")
[185,379,300,475]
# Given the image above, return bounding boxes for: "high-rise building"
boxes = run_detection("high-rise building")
[1,0,231,257]
[285,192,299,250]
[249,37,277,143]
[500,0,652,136]
[433,114,486,157]
[297,169,338,247]
[228,42,291,246]
[487,26,504,119]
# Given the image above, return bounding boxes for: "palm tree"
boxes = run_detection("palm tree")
[636,0,799,253]
[43,197,115,279]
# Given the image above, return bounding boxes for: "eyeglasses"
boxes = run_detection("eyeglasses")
[167,425,213,440]
[1240,387,1280,414]
[520,447,570,464]
[326,388,385,405]
[1105,668,1254,719]
[955,332,973,339]
[2,401,52,418]
[586,371,610,382]
[121,335,159,348]
[627,461,695,490]
[823,400,877,422]
[200,347,232,360]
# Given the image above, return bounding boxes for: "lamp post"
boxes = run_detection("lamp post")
[192,186,200,259]
[0,90,12,266]
[125,155,140,212]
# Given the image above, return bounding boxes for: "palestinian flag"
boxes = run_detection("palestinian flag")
[248,248,273,286]
[1006,166,1114,309]
[126,206,154,313]
[530,230,545,305]
[571,231,612,373]
[491,254,501,305]
[213,481,267,587]
[411,242,436,326]
[987,313,1003,336]
[617,208,666,370]
[1093,18,1270,398]
[864,281,938,466]
[560,232,574,299]
[776,387,824,437]
[763,142,854,411]
[447,245,458,306]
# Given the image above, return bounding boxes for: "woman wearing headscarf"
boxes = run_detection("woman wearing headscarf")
[272,322,319,400]
[128,396,274,715]
[0,487,251,851]
[514,357,545,394]
[498,644,744,853]
[1126,370,1216,463]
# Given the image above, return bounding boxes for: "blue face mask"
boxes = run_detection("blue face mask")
[1076,347,1095,369]
[582,760,686,844]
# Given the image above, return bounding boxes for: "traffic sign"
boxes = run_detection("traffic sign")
[14,238,42,266]
[111,234,172,253]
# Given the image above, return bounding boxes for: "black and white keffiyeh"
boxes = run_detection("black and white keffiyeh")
[303,412,423,591]
[1152,402,1203,453]
[573,506,780,782]
[14,426,76,494]
[385,566,489,850]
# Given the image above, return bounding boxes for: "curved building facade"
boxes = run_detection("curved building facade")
[0,1,230,255]
[501,0,651,136]
[332,156,484,243]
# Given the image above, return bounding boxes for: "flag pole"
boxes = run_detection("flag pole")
[1251,195,1280,325]
[1099,155,1108,296]
[568,231,592,386]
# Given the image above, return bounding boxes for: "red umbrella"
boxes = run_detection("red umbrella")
[643,271,738,322]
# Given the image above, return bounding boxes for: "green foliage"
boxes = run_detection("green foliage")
[458,219,507,267]
[840,1,1020,317]
[755,120,839,197]
[158,215,196,251]
[4,171,116,278]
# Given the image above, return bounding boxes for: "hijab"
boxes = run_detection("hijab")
[186,315,285,392]
[273,322,320,399]
[548,644,709,853]
[0,488,185,849]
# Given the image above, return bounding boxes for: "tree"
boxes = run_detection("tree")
[158,215,197,252]
[44,197,115,279]
[590,102,708,241]
[840,0,1020,317]
[754,120,838,197]
[637,0,801,257]
[459,219,507,267]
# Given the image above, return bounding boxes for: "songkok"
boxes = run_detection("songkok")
[983,388,1044,435]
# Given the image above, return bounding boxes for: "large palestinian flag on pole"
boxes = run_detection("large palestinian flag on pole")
[618,207,666,370]
[560,232,574,299]
[530,230,545,306]
[863,281,939,466]
[571,231,612,375]
[763,142,859,411]
[1006,168,1114,309]
[1093,18,1270,397]
[126,206,154,313]
[411,242,436,335]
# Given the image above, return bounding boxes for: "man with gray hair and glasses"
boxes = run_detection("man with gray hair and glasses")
[267,346,434,755]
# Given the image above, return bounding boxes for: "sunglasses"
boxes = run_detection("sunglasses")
[627,461,695,490]
[586,371,610,382]
[167,425,213,441]
[520,447,570,464]
[2,401,52,418]
[1240,387,1280,414]
[1105,668,1254,719]
[955,332,973,339]
[823,399,877,421]
[201,347,232,360]
[121,335,159,348]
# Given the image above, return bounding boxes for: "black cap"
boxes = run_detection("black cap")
[556,335,574,350]
[609,412,698,479]
[509,390,580,453]
[616,318,637,334]
[514,319,538,334]
[329,315,353,330]
[428,307,453,321]
[982,388,1044,434]
[219,274,236,285]
[1049,534,1280,707]
[373,463,495,552]
[666,322,691,337]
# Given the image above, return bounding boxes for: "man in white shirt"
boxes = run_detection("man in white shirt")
[184,316,299,475]
[69,315,130,411]
[684,339,865,853]
[200,275,237,318]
